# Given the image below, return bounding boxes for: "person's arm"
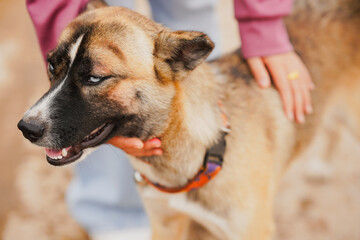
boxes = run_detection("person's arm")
[26,0,89,61]
[234,0,314,123]
[234,0,293,58]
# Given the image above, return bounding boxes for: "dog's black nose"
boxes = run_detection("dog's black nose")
[17,119,45,142]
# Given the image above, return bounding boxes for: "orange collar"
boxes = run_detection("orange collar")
[138,159,223,193]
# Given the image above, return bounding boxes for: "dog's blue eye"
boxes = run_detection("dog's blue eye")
[89,76,102,83]
[86,75,112,85]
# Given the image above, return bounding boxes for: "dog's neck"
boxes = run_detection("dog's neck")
[131,63,224,188]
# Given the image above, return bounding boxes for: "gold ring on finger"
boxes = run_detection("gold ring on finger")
[287,71,299,80]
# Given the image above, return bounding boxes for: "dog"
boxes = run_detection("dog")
[18,0,360,239]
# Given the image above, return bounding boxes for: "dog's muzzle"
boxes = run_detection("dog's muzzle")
[17,117,116,166]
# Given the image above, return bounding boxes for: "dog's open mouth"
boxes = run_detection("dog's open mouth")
[46,123,115,166]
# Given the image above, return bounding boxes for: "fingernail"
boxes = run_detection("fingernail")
[287,112,294,121]
[134,142,143,149]
[154,149,163,156]
[306,105,313,114]
[310,82,315,90]
[150,138,161,147]
[298,114,305,124]
[259,78,270,87]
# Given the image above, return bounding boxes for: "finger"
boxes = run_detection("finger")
[278,80,295,121]
[108,137,144,150]
[306,73,315,90]
[143,138,162,150]
[300,76,313,114]
[302,67,315,91]
[287,53,312,118]
[290,79,305,124]
[151,148,163,156]
[296,59,313,113]
[247,57,271,88]
[265,61,294,120]
[126,148,163,157]
[296,55,315,91]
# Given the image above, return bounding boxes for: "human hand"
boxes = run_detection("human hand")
[108,137,163,157]
[247,51,315,124]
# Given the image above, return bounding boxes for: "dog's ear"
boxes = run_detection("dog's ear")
[153,30,214,80]
[84,0,107,11]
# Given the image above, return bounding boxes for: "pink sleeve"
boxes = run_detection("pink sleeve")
[234,0,294,59]
[26,0,89,61]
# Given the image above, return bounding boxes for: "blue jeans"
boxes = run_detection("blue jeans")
[66,0,220,236]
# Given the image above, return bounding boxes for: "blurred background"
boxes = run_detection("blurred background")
[0,0,359,239]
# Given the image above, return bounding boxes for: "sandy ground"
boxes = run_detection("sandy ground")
[0,0,359,240]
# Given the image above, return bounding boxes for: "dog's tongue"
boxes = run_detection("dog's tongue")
[45,147,71,158]
[45,148,62,158]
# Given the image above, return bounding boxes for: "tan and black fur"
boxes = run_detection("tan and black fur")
[18,0,360,239]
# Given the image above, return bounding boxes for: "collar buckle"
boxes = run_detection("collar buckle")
[204,153,224,165]
[204,131,227,166]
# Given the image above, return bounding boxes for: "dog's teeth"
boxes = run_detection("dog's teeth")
[58,155,63,159]
[62,148,68,157]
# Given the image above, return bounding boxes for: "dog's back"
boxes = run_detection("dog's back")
[288,0,360,87]
[213,0,360,164]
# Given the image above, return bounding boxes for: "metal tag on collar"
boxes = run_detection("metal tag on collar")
[134,171,147,186]
[204,131,227,165]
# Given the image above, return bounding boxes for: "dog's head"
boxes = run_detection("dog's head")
[18,7,214,166]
